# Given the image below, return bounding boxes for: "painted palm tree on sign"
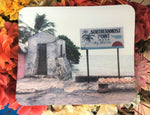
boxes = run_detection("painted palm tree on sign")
[82,32,95,48]
[19,13,55,43]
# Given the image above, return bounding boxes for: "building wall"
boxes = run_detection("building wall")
[47,42,57,75]
[57,39,66,57]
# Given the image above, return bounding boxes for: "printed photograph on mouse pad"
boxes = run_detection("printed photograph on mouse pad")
[16,5,136,105]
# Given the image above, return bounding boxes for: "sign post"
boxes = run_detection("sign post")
[86,50,90,83]
[117,48,120,79]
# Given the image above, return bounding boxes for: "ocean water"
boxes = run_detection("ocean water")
[72,55,134,76]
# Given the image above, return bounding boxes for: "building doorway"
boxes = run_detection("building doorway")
[37,44,47,75]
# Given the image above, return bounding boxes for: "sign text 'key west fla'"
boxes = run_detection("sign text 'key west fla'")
[80,27,124,50]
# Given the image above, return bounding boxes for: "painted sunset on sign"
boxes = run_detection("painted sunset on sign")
[112,41,123,47]
[81,27,124,50]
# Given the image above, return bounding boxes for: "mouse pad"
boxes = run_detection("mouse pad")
[16,5,135,105]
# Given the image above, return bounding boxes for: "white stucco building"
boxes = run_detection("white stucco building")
[24,32,71,79]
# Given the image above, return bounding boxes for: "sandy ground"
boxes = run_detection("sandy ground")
[16,77,136,106]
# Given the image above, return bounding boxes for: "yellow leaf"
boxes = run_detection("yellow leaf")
[0,0,7,12]
[4,2,24,20]
[0,17,5,28]
[73,105,93,115]
[135,103,150,115]
[53,105,74,115]
[97,104,118,115]
[52,105,65,111]
[42,110,54,115]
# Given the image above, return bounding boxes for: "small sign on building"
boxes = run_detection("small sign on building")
[81,27,124,50]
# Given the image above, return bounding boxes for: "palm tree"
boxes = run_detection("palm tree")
[34,13,55,35]
[82,33,95,48]
[19,13,55,43]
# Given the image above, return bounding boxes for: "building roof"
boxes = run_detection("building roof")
[28,31,58,43]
